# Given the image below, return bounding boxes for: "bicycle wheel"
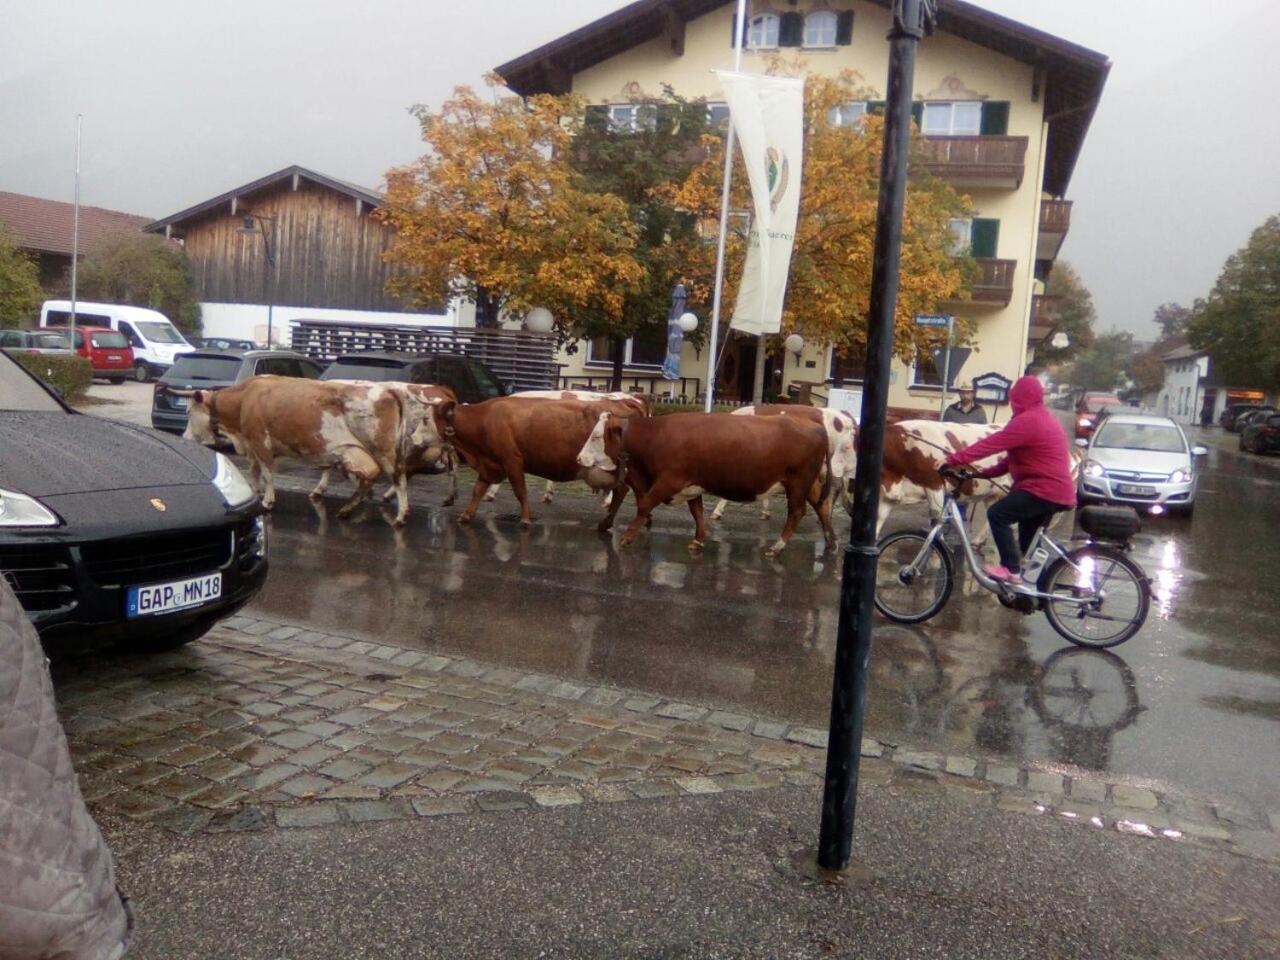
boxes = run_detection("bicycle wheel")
[1040,545,1149,648]
[874,530,954,624]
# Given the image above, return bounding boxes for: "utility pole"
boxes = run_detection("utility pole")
[817,0,935,874]
[69,115,82,349]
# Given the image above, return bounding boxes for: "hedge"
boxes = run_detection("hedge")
[12,352,93,403]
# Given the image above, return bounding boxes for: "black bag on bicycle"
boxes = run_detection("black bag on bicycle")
[1078,505,1141,544]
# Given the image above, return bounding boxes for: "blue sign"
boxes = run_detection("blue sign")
[661,283,688,382]
[914,314,952,328]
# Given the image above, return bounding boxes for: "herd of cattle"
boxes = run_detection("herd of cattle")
[184,375,1016,556]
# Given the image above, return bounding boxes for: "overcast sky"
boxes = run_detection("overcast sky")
[2,0,1277,338]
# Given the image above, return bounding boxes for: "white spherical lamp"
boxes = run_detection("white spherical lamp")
[677,311,698,334]
[525,307,554,334]
[784,333,805,355]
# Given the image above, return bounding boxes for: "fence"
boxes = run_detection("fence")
[557,372,702,400]
[289,319,561,391]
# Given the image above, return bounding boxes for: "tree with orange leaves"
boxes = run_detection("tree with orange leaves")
[379,78,643,331]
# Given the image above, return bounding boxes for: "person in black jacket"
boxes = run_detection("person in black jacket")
[942,382,988,424]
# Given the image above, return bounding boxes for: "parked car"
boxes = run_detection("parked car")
[0,329,73,355]
[1240,413,1280,455]
[192,336,258,351]
[43,326,134,383]
[1220,403,1270,432]
[1077,413,1208,518]
[1231,406,1277,433]
[1072,392,1124,440]
[40,300,195,382]
[152,349,323,434]
[319,351,509,403]
[0,350,267,652]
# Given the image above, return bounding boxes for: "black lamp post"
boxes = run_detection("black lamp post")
[239,213,277,346]
[817,0,936,875]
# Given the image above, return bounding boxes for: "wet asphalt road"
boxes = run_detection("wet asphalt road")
[242,438,1280,811]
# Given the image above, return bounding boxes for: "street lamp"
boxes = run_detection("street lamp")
[1051,332,1071,350]
[678,312,698,334]
[525,307,554,334]
[238,214,277,346]
[785,332,805,358]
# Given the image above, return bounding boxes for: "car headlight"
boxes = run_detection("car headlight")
[1083,460,1105,479]
[0,488,60,527]
[212,452,256,507]
[1169,468,1191,484]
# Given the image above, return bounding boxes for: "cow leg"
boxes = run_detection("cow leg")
[508,470,534,528]
[440,449,459,507]
[246,444,276,511]
[969,499,993,548]
[874,498,894,539]
[687,496,707,554]
[542,480,556,504]
[597,485,628,534]
[809,483,838,553]
[482,482,500,503]
[766,487,808,558]
[709,497,729,523]
[336,450,381,520]
[457,477,492,523]
[759,496,772,521]
[619,480,675,547]
[310,468,333,501]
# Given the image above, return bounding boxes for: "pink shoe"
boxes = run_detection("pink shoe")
[983,563,1025,585]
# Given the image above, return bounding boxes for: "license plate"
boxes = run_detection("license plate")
[1116,483,1155,496]
[107,354,122,361]
[173,397,189,410]
[126,573,222,618]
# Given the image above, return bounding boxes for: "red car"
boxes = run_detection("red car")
[1074,392,1123,439]
[45,326,134,383]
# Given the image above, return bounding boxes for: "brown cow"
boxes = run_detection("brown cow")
[184,376,442,525]
[434,396,637,527]
[577,411,836,557]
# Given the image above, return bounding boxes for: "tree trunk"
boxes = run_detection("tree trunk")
[610,336,625,392]
[474,287,498,329]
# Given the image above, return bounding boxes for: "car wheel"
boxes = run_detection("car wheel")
[133,362,151,383]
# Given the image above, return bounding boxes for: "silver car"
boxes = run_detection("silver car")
[1077,414,1208,518]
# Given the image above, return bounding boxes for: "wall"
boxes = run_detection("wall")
[568,0,1047,413]
[1156,356,1208,426]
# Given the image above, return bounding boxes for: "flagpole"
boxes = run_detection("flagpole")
[69,114,82,348]
[703,0,748,413]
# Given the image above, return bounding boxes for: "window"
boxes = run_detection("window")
[830,350,866,384]
[45,310,110,328]
[707,102,731,132]
[89,331,128,349]
[117,321,144,349]
[608,103,658,133]
[922,101,983,135]
[587,329,666,369]
[912,351,944,388]
[947,218,1000,258]
[0,330,23,347]
[827,101,867,129]
[466,360,505,399]
[434,356,477,397]
[748,13,779,49]
[804,10,838,47]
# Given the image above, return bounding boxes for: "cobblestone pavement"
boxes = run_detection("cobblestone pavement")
[54,616,1280,864]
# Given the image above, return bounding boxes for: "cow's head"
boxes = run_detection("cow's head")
[430,399,458,441]
[405,396,448,462]
[577,412,619,473]
[184,390,218,446]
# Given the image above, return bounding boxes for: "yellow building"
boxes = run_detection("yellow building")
[495,0,1108,415]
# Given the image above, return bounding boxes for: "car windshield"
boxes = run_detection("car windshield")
[166,356,243,381]
[1094,421,1186,453]
[136,321,189,344]
[89,331,128,348]
[321,361,404,382]
[0,352,66,413]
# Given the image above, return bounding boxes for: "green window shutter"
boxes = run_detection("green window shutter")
[911,102,924,128]
[779,12,803,46]
[835,10,854,45]
[970,218,999,258]
[980,101,1010,135]
[867,100,886,116]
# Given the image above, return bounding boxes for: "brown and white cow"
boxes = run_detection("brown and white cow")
[481,390,650,504]
[183,376,442,525]
[709,404,857,522]
[434,396,639,527]
[577,411,836,557]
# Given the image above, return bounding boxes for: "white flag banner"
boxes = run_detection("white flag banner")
[717,70,805,337]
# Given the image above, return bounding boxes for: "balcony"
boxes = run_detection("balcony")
[1037,200,1073,261]
[918,136,1028,189]
[1028,294,1060,345]
[970,258,1016,305]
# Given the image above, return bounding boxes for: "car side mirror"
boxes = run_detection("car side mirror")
[1074,437,1089,448]
[1191,445,1208,457]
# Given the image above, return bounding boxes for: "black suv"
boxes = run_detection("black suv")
[319,351,508,403]
[152,350,323,434]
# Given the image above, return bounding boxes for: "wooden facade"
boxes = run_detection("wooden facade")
[144,167,407,311]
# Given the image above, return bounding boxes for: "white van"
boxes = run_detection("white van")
[40,300,195,382]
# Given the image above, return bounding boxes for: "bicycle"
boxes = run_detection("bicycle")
[874,467,1151,648]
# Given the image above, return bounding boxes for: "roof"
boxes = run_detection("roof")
[1162,344,1203,362]
[143,165,383,234]
[493,0,1110,196]
[0,190,150,256]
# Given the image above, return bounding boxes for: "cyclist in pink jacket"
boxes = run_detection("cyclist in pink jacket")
[944,375,1076,585]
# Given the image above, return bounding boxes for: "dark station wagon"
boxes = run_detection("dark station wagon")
[152,349,323,434]
[319,351,509,404]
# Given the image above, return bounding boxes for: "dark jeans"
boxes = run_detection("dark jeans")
[986,489,1069,573]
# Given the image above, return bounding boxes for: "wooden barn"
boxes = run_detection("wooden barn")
[142,165,406,312]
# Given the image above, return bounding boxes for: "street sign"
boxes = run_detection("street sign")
[972,371,1013,404]
[914,314,951,328]
[929,347,970,387]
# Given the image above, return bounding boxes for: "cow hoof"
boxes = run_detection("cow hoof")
[308,490,323,502]
[596,520,614,534]
[520,519,533,529]
[391,515,409,528]
[619,535,635,549]
[687,539,704,554]
[708,514,721,525]
[764,547,781,560]
[442,496,456,507]
[541,494,554,504]
[457,514,473,525]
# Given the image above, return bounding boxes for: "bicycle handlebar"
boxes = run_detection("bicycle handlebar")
[938,465,978,483]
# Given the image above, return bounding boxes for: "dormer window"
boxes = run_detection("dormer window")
[748,13,779,49]
[804,10,838,48]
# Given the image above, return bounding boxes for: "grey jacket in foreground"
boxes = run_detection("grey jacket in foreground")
[0,579,131,960]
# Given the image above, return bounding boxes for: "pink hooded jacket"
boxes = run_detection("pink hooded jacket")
[945,376,1077,506]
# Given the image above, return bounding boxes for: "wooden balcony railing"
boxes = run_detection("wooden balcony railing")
[917,136,1028,189]
[970,258,1016,305]
[1040,199,1072,235]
